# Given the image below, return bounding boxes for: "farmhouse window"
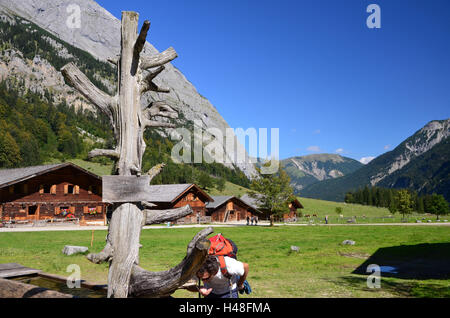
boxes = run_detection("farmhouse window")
[84,206,102,214]
[89,185,99,195]
[28,205,38,216]
[40,184,51,194]
[57,206,74,217]
[14,184,21,194]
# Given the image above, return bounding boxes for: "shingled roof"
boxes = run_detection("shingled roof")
[0,163,101,189]
[240,193,264,209]
[205,196,234,209]
[206,195,262,214]
[147,184,214,203]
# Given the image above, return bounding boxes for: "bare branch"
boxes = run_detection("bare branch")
[187,226,214,254]
[141,79,170,94]
[146,163,166,181]
[88,149,120,160]
[144,101,178,119]
[128,227,214,297]
[140,47,178,70]
[144,120,176,128]
[61,63,116,124]
[143,205,193,225]
[141,201,156,208]
[87,242,114,264]
[107,56,120,66]
[146,66,165,80]
[134,20,150,58]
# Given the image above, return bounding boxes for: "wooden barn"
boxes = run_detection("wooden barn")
[146,184,214,224]
[240,194,304,221]
[284,198,304,221]
[0,163,108,225]
[206,196,261,222]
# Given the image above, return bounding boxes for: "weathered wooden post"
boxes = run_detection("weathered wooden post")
[61,11,212,298]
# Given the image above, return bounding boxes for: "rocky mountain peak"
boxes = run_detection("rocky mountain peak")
[370,118,450,185]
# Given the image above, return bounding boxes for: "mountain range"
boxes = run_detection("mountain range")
[281,154,363,193]
[295,119,450,202]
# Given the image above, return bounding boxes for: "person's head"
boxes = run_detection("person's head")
[197,255,219,282]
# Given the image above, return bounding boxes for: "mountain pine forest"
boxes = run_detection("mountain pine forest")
[0,14,250,191]
[345,186,449,217]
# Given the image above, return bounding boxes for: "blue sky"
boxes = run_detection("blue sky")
[96,0,450,163]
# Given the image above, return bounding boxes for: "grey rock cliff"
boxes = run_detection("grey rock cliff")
[370,119,450,186]
[0,0,258,178]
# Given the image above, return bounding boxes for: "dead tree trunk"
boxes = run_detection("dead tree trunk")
[61,11,210,298]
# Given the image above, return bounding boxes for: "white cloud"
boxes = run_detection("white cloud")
[359,156,375,165]
[307,145,321,152]
[384,145,390,150]
[313,129,321,135]
[335,148,344,154]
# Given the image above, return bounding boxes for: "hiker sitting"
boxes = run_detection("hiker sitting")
[193,255,249,298]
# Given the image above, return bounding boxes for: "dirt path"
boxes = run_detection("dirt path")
[1,221,449,233]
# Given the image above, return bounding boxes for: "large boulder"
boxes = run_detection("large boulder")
[62,245,88,256]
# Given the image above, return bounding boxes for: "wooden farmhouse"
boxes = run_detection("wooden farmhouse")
[284,198,304,221]
[0,163,108,224]
[240,194,304,221]
[146,184,214,224]
[206,196,261,222]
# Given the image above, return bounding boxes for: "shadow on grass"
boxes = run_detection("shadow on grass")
[337,275,450,298]
[352,243,450,280]
[332,243,450,297]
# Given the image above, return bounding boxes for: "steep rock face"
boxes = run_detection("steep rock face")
[0,48,91,110]
[281,154,363,193]
[0,0,258,178]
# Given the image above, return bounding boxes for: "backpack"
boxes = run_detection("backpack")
[208,233,238,279]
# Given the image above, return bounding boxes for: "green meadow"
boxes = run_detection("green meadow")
[1,225,449,298]
[294,197,445,224]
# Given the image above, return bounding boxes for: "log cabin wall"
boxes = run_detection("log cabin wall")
[208,198,254,222]
[172,190,208,223]
[0,165,107,222]
[283,204,300,220]
[146,187,211,224]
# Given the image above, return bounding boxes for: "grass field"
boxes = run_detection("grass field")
[1,225,449,298]
[293,197,446,224]
[208,181,251,197]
